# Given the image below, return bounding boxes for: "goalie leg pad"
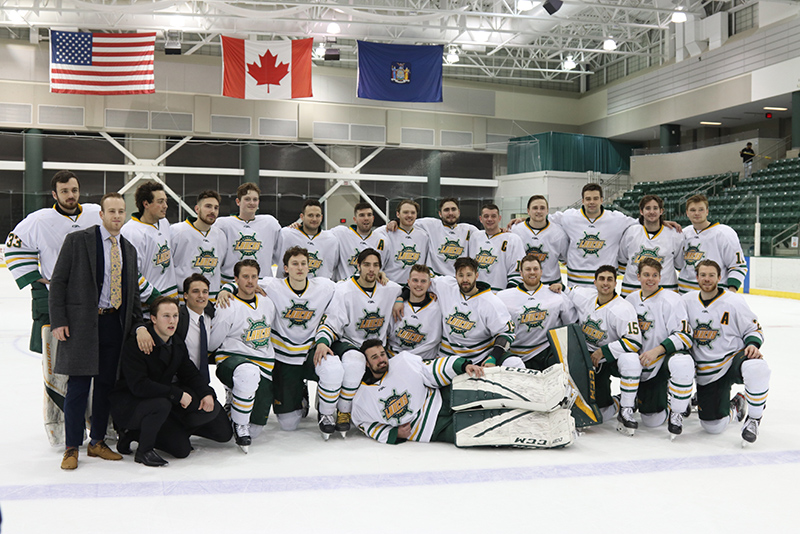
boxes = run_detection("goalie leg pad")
[42,326,67,446]
[451,365,572,413]
[454,408,575,449]
[547,325,603,428]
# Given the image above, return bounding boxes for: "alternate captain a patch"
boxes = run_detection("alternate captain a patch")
[519,304,548,331]
[446,309,476,336]
[234,233,262,258]
[358,310,385,336]
[193,247,218,274]
[241,316,271,348]
[381,389,411,422]
[153,242,171,273]
[282,301,316,329]
[438,239,464,262]
[581,316,608,345]
[577,232,605,257]
[692,320,719,347]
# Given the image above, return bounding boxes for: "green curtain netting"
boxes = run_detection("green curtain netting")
[507,132,633,174]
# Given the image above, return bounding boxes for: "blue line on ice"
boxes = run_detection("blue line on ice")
[2,449,798,501]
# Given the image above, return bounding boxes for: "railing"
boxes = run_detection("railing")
[770,222,800,256]
[751,136,792,174]
[632,129,760,156]
[668,172,739,219]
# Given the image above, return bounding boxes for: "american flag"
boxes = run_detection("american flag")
[49,30,156,95]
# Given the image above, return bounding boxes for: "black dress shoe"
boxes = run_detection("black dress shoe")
[117,430,134,455]
[134,449,169,467]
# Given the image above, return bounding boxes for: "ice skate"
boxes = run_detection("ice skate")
[335,411,351,438]
[668,410,683,441]
[233,421,251,453]
[730,392,747,423]
[319,413,335,441]
[616,406,637,436]
[741,416,760,447]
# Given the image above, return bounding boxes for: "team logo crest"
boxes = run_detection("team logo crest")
[282,301,315,329]
[577,232,605,257]
[153,242,171,273]
[348,250,361,269]
[241,316,271,348]
[396,245,421,267]
[692,320,719,347]
[525,244,549,264]
[519,304,548,331]
[637,312,654,340]
[438,239,464,261]
[633,246,663,265]
[357,310,385,336]
[581,317,608,345]
[396,322,426,347]
[234,233,262,258]
[307,251,323,274]
[474,248,498,271]
[391,63,410,84]
[684,244,705,266]
[446,309,476,336]
[192,247,218,274]
[381,389,411,422]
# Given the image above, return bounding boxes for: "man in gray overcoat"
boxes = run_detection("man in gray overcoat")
[50,192,153,470]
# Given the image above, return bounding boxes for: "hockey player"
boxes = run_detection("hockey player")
[121,181,178,302]
[410,198,478,276]
[330,201,385,281]
[683,260,770,445]
[565,265,643,434]
[5,170,101,353]
[208,259,276,453]
[618,195,684,296]
[509,195,568,290]
[388,264,442,360]
[678,194,747,293]
[352,339,484,444]
[379,199,429,284]
[497,255,576,370]
[314,248,401,435]
[467,204,525,291]
[278,199,339,280]
[259,247,343,440]
[431,257,523,368]
[625,258,694,438]
[216,182,282,284]
[171,191,227,302]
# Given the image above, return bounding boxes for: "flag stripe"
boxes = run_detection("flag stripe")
[221,35,246,99]
[291,38,313,98]
[49,30,156,95]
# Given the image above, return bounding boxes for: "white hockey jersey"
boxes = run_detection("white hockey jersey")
[208,294,276,380]
[5,203,101,288]
[379,226,430,284]
[259,276,336,366]
[387,297,443,360]
[352,352,466,444]
[216,215,282,283]
[550,207,637,287]
[431,276,515,364]
[121,215,178,299]
[278,227,339,280]
[496,284,577,362]
[510,219,568,286]
[467,230,525,291]
[330,225,386,281]
[415,217,477,276]
[315,277,402,348]
[678,223,747,293]
[564,286,642,364]
[682,289,763,386]
[171,219,227,300]
[618,224,684,296]
[625,288,692,381]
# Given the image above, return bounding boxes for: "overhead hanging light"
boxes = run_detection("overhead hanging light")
[563,55,576,70]
[602,38,617,51]
[446,48,460,64]
[315,43,326,58]
[327,22,341,34]
[517,0,535,11]
[671,10,688,24]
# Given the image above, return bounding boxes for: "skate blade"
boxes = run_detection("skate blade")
[321,433,332,441]
[669,433,678,441]
[616,422,635,437]
[339,431,348,439]
[238,445,249,454]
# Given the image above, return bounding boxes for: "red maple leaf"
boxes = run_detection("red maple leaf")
[247,50,289,92]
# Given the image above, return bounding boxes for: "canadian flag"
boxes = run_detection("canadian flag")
[221,36,313,100]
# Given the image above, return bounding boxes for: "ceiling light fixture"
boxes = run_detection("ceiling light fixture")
[315,43,326,58]
[700,121,722,126]
[517,0,535,11]
[671,10,687,24]
[327,22,340,35]
[563,55,576,70]
[602,38,617,51]
[446,48,460,64]
[763,106,788,111]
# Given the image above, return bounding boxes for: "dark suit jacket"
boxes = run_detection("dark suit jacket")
[49,225,143,376]
[111,323,215,427]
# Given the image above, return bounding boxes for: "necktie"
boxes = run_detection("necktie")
[198,315,210,383]
[109,236,122,309]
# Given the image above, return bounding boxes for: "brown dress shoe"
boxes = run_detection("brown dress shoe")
[87,440,123,461]
[61,447,78,470]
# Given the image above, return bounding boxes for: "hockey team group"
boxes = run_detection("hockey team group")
[4,172,771,469]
